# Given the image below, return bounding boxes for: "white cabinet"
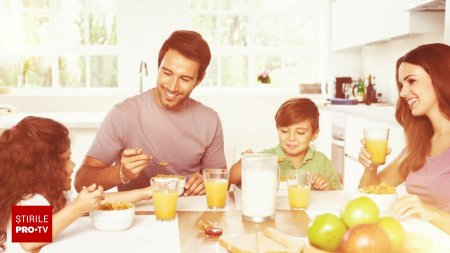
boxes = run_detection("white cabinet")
[332,0,445,50]
[315,109,333,158]
[343,115,405,191]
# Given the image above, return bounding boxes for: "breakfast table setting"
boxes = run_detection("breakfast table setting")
[35,186,450,253]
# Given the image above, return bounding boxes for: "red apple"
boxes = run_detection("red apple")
[340,223,391,253]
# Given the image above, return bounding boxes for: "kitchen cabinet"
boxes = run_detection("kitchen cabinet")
[315,109,333,159]
[331,0,445,51]
[343,114,405,191]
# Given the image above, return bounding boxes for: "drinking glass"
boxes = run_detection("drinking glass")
[203,169,229,210]
[364,128,390,165]
[342,82,353,99]
[287,170,312,210]
[241,154,278,222]
[151,178,179,221]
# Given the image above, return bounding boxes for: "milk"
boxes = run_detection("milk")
[242,168,277,219]
[240,153,278,222]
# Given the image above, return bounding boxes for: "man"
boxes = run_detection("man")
[74,30,226,196]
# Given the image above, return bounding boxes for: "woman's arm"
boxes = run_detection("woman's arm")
[389,194,450,235]
[358,140,405,188]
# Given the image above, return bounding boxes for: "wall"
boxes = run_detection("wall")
[360,32,443,104]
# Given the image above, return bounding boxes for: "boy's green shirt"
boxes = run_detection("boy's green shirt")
[260,145,343,190]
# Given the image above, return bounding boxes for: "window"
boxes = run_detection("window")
[189,0,328,89]
[0,0,118,89]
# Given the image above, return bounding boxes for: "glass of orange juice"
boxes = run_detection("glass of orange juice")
[287,170,312,210]
[150,178,179,221]
[203,169,229,209]
[364,128,390,165]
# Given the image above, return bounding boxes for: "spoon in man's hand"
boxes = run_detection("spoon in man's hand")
[152,158,169,166]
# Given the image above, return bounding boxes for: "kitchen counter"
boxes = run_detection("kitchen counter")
[0,112,106,129]
[317,103,398,126]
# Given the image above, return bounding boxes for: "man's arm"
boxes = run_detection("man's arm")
[74,156,122,192]
[74,148,150,192]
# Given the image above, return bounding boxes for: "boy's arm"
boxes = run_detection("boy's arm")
[229,160,243,186]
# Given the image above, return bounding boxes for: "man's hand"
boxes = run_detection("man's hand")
[120,148,150,180]
[184,172,205,196]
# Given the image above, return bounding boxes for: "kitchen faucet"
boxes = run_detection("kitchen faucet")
[139,60,148,93]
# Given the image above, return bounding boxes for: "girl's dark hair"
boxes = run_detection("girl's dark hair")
[0,116,70,251]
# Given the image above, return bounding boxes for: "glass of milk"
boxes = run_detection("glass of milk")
[241,153,278,222]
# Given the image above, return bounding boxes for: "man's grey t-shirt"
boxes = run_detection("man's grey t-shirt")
[88,89,226,191]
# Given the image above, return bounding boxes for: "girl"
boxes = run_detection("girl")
[0,116,152,252]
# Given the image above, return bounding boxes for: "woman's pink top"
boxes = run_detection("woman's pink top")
[405,148,450,211]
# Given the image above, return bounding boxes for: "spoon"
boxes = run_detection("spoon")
[152,158,169,167]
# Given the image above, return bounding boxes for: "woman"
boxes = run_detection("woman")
[358,43,450,234]
[0,116,153,252]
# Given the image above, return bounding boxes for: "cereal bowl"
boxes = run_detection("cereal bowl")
[359,183,397,213]
[151,174,186,196]
[90,202,135,232]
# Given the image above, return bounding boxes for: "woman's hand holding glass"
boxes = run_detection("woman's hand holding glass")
[358,139,392,171]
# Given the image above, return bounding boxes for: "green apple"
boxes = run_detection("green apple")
[378,216,405,252]
[342,196,379,228]
[307,213,347,252]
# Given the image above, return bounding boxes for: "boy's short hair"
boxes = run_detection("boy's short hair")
[275,98,319,131]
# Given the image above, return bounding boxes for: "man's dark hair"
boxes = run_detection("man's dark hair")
[158,30,211,81]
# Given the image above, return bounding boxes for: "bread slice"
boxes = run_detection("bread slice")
[219,232,294,253]
[256,231,292,253]
[219,234,257,253]
[263,227,305,253]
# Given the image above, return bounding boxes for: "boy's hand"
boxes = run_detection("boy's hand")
[311,174,330,191]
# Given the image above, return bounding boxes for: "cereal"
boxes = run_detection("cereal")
[359,183,396,194]
[155,174,185,180]
[98,201,134,211]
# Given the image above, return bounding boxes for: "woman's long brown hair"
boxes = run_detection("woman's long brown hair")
[395,43,450,177]
[0,116,71,251]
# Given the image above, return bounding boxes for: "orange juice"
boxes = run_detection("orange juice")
[205,179,228,208]
[153,190,178,221]
[288,185,311,209]
[365,139,388,165]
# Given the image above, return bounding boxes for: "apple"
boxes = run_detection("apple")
[307,213,347,252]
[378,216,405,252]
[341,196,379,228]
[340,223,391,253]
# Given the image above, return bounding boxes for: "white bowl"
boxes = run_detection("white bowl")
[90,202,135,232]
[151,175,186,196]
[360,192,397,213]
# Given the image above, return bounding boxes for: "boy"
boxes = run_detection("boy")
[229,98,342,190]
